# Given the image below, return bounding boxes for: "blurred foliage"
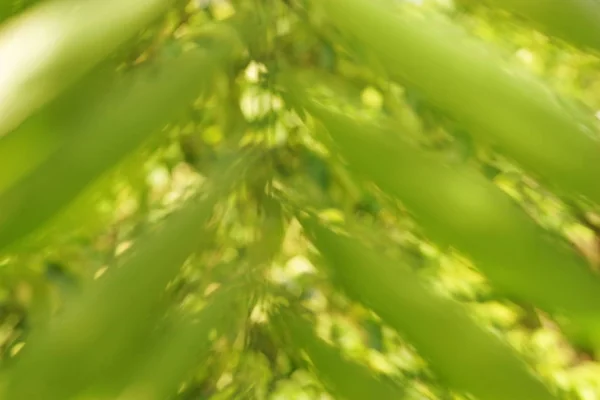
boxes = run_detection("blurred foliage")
[0,0,599,399]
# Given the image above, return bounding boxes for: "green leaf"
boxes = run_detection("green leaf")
[0,153,254,400]
[0,63,118,193]
[274,310,404,400]
[116,279,252,400]
[302,218,557,400]
[0,0,174,137]
[281,70,600,344]
[464,0,600,52]
[316,0,600,204]
[0,3,13,23]
[0,26,246,252]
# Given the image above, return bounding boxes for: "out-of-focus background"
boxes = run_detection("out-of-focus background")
[0,0,600,399]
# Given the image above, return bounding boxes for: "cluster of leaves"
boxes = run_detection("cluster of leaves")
[0,0,600,399]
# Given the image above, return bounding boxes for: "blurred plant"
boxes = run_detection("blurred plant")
[0,0,599,399]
